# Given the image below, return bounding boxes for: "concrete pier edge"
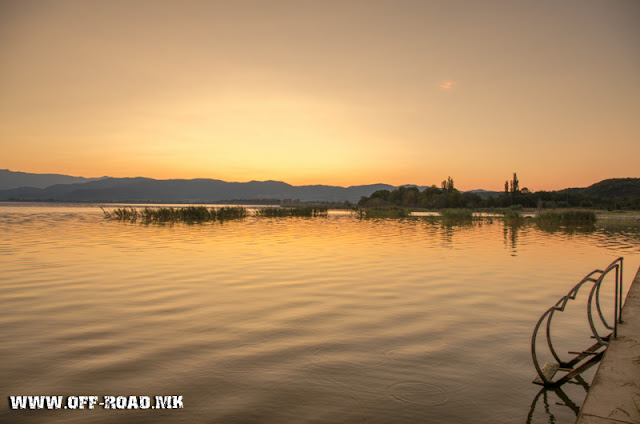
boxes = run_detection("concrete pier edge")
[576,265,640,424]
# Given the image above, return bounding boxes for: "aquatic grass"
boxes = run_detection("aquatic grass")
[535,210,597,234]
[102,207,140,221]
[256,206,328,217]
[140,206,212,222]
[358,207,410,219]
[536,210,597,225]
[440,209,473,220]
[214,206,249,220]
[503,209,524,222]
[103,206,247,223]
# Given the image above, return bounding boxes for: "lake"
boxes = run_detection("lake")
[1,203,639,423]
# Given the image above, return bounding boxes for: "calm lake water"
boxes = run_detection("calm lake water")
[2,203,640,423]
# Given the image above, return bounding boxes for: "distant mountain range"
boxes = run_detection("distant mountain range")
[0,169,105,190]
[0,170,396,203]
[0,170,638,203]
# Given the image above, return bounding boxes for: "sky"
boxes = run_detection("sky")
[1,0,638,191]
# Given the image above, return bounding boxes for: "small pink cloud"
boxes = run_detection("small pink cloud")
[438,80,455,90]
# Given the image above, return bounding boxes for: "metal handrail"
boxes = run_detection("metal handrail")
[587,258,623,344]
[542,272,601,366]
[531,257,624,386]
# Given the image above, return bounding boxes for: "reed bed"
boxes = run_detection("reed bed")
[255,206,328,217]
[215,206,249,220]
[536,210,597,225]
[102,206,248,222]
[502,209,524,222]
[440,209,473,220]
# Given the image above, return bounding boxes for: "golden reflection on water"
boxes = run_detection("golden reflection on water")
[1,204,639,423]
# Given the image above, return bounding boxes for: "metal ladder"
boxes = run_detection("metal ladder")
[531,257,624,387]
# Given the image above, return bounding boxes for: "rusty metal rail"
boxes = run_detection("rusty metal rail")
[531,257,624,387]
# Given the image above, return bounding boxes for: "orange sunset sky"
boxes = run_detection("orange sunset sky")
[1,0,638,191]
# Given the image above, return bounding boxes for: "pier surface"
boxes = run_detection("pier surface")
[576,266,640,424]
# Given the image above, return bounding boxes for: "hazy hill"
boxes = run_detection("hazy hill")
[581,178,640,198]
[0,169,104,190]
[466,189,501,199]
[0,175,396,203]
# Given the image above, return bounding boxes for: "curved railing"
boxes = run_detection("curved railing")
[531,257,623,387]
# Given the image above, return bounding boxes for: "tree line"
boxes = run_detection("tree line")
[357,176,480,209]
[358,173,640,210]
